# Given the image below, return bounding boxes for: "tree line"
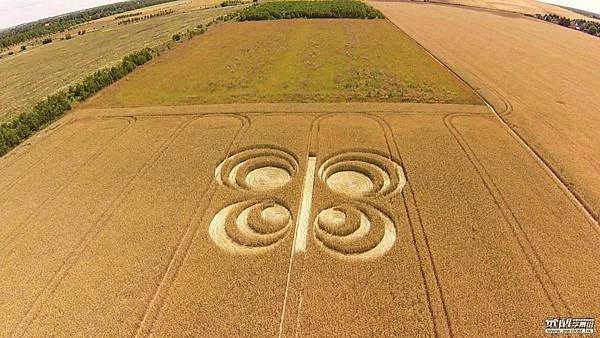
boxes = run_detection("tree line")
[118,10,174,25]
[0,0,179,49]
[238,0,385,21]
[531,14,600,37]
[0,11,241,156]
[0,48,156,156]
[114,12,144,20]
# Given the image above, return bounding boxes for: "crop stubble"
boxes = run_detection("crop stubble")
[0,104,598,336]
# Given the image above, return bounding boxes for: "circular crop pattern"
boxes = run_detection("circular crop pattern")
[318,151,406,198]
[314,202,396,260]
[209,200,292,254]
[215,146,298,192]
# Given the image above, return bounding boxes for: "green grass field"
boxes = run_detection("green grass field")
[0,1,237,122]
[84,19,482,108]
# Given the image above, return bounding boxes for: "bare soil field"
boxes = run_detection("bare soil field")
[372,1,600,220]
[0,0,236,122]
[0,104,597,336]
[82,19,482,108]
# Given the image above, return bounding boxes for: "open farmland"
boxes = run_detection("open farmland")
[1,1,599,336]
[372,1,600,220]
[82,19,482,107]
[0,103,598,336]
[0,1,237,123]
[421,0,599,20]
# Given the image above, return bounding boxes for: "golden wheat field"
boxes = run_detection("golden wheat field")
[372,0,600,220]
[1,102,598,336]
[1,3,599,337]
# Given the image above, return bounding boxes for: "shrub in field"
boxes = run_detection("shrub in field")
[238,0,385,21]
[221,0,242,7]
[0,48,157,156]
[42,38,53,44]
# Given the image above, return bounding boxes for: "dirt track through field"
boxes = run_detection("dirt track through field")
[371,1,600,221]
[0,103,598,337]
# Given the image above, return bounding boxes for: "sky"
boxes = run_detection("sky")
[0,0,122,30]
[541,0,600,14]
[0,0,600,30]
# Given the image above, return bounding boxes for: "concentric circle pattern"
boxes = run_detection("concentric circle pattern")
[209,200,292,254]
[318,151,406,198]
[314,202,396,260]
[215,146,298,192]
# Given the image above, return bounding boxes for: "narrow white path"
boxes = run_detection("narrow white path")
[278,156,317,338]
[294,157,317,253]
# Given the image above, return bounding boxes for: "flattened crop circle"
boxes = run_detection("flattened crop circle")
[314,202,396,260]
[318,151,406,198]
[209,200,292,254]
[327,171,374,197]
[215,146,298,192]
[245,167,291,191]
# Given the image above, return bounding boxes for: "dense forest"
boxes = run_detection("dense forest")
[238,0,385,21]
[0,0,179,49]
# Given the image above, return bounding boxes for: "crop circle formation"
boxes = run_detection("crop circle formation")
[209,200,292,254]
[318,151,406,198]
[215,146,298,192]
[314,202,396,260]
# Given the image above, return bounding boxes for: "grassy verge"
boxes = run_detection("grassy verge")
[238,0,384,21]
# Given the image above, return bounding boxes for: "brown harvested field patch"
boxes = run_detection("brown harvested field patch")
[372,1,600,220]
[81,19,482,109]
[0,104,597,336]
